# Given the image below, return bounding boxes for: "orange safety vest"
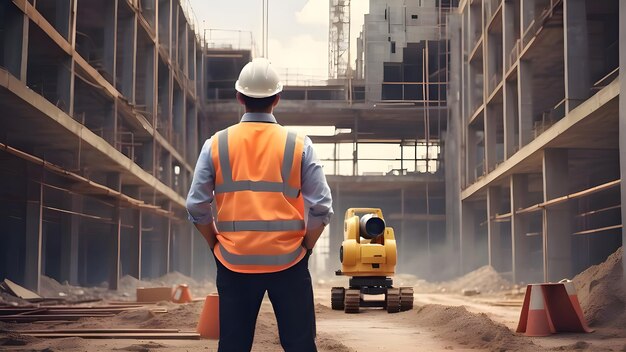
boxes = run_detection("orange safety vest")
[211,122,307,273]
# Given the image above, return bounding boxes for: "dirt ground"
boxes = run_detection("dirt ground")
[2,249,626,351]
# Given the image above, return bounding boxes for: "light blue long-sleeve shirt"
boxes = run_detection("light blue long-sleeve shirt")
[186,112,333,230]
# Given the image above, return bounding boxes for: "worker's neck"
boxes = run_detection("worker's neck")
[245,108,273,114]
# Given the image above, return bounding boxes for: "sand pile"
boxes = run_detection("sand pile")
[413,265,512,294]
[413,304,537,351]
[572,247,625,327]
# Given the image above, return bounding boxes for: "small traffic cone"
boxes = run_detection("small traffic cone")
[197,293,219,339]
[172,284,193,303]
[516,284,554,336]
[560,280,593,333]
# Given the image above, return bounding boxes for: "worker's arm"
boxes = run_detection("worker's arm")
[194,222,219,249]
[301,136,334,250]
[186,139,218,249]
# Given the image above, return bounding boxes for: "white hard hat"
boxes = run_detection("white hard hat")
[235,58,283,98]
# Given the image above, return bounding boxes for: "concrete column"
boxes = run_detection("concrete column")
[107,173,122,290]
[466,126,478,184]
[144,43,157,125]
[186,104,198,162]
[3,6,28,81]
[619,1,626,282]
[173,89,185,152]
[517,60,534,147]
[141,139,155,175]
[103,101,117,145]
[57,56,74,115]
[55,0,73,41]
[502,1,515,71]
[487,186,502,270]
[120,10,137,102]
[563,0,590,112]
[542,149,572,282]
[520,0,536,42]
[103,0,117,85]
[503,80,517,158]
[24,164,43,292]
[461,200,476,273]
[60,194,80,285]
[511,174,531,284]
[485,107,498,172]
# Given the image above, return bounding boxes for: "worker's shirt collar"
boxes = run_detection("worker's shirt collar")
[241,113,277,123]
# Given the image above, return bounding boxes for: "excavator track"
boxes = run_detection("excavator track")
[331,287,345,310]
[344,289,361,314]
[386,288,401,313]
[399,287,414,311]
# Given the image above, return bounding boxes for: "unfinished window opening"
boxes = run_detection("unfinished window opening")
[31,0,72,41]
[390,41,396,54]
[187,26,196,80]
[411,14,418,19]
[172,84,185,151]
[585,0,619,98]
[76,0,116,84]
[27,23,72,114]
[73,77,114,141]
[157,58,171,139]
[176,4,187,72]
[0,3,27,78]
[135,28,155,121]
[139,0,156,30]
[469,53,484,114]
[158,0,171,54]
[467,115,485,183]
[487,23,503,95]
[116,2,136,99]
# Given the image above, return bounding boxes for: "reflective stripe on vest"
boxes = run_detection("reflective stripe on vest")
[218,245,305,266]
[216,219,305,232]
[214,129,300,198]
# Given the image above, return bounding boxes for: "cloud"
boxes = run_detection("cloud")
[296,0,329,26]
[268,35,327,78]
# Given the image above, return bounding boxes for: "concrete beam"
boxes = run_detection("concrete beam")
[542,148,572,282]
[619,1,626,283]
[563,0,590,112]
[461,78,619,200]
[0,72,186,208]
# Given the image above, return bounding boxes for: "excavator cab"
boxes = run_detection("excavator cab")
[331,208,414,313]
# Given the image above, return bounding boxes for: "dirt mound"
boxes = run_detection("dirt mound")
[572,247,625,327]
[139,302,202,330]
[413,304,537,351]
[113,342,169,351]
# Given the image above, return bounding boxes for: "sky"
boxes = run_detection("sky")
[188,0,369,80]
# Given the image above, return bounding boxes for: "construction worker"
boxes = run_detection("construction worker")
[186,58,333,352]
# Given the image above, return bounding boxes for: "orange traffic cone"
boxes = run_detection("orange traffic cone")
[172,284,193,303]
[516,284,554,336]
[197,293,219,339]
[560,280,593,333]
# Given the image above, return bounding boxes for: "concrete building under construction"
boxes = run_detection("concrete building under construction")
[0,0,213,291]
[448,0,624,283]
[0,0,625,296]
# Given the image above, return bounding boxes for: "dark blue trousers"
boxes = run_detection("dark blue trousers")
[215,251,317,352]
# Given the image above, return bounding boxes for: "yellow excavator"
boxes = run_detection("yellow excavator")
[331,208,414,313]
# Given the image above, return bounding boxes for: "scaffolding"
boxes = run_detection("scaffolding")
[328,0,351,79]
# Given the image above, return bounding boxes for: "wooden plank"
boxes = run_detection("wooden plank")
[572,224,622,236]
[21,332,201,339]
[3,279,42,299]
[0,314,116,322]
[13,329,180,334]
